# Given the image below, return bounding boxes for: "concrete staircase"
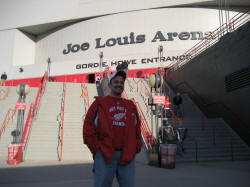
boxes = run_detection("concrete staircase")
[86,84,98,105]
[20,78,250,164]
[62,83,92,161]
[125,79,154,164]
[125,78,250,163]
[0,86,38,162]
[24,82,99,162]
[125,78,155,135]
[0,87,18,122]
[24,82,63,161]
[176,94,250,162]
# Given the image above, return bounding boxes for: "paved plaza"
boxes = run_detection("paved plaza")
[0,159,250,187]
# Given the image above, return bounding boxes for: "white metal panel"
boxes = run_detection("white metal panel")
[0,29,15,74]
[12,30,35,66]
[8,63,47,80]
[0,0,212,30]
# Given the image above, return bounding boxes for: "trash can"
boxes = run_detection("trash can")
[8,144,21,165]
[160,144,177,169]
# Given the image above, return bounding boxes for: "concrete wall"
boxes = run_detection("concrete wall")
[168,21,250,143]
[0,29,38,79]
[0,30,15,75]
[13,30,36,66]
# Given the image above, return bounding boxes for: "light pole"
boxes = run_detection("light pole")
[158,45,163,95]
[149,72,163,147]
[99,52,103,78]
[14,84,30,144]
[47,57,51,78]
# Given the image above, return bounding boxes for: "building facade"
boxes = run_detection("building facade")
[0,0,247,81]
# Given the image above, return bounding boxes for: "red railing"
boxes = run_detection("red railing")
[170,10,250,71]
[60,83,66,161]
[130,77,152,114]
[0,109,16,142]
[140,79,152,98]
[122,89,156,151]
[170,80,235,160]
[212,125,234,161]
[132,75,199,159]
[11,103,34,164]
[33,72,48,116]
[131,77,141,93]
[162,80,199,161]
[82,83,90,109]
[186,135,199,162]
[131,98,157,151]
[56,83,66,161]
[175,79,245,128]
[21,104,34,149]
[0,87,9,100]
[172,81,209,130]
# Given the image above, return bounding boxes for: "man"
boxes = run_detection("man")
[159,118,176,144]
[173,91,184,118]
[0,72,7,86]
[83,70,142,187]
[95,75,100,84]
[176,127,188,155]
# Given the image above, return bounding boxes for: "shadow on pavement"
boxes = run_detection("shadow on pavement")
[0,160,250,187]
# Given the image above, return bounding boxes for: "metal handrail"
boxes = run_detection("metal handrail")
[0,87,10,100]
[57,83,66,161]
[0,108,16,142]
[81,83,89,121]
[131,98,157,152]
[186,134,199,162]
[12,104,34,164]
[130,78,152,115]
[81,83,90,109]
[131,77,141,92]
[33,72,49,119]
[175,80,247,132]
[170,10,250,71]
[161,80,200,161]
[212,125,234,161]
[21,104,35,157]
[167,80,235,161]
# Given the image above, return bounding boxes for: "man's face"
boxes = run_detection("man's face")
[109,76,125,96]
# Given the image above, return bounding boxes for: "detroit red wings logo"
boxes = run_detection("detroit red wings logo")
[113,113,126,121]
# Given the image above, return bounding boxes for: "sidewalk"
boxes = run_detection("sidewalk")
[0,159,250,187]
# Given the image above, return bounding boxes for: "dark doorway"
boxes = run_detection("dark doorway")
[88,74,95,83]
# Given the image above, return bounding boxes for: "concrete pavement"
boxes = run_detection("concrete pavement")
[0,159,250,187]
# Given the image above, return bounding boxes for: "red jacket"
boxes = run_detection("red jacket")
[83,96,142,165]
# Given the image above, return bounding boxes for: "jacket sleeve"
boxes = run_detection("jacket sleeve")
[83,100,99,155]
[133,103,143,153]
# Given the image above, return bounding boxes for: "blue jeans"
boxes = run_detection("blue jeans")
[174,105,182,118]
[94,150,135,187]
[177,141,183,155]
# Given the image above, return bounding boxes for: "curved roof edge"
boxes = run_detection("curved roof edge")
[1,0,249,36]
